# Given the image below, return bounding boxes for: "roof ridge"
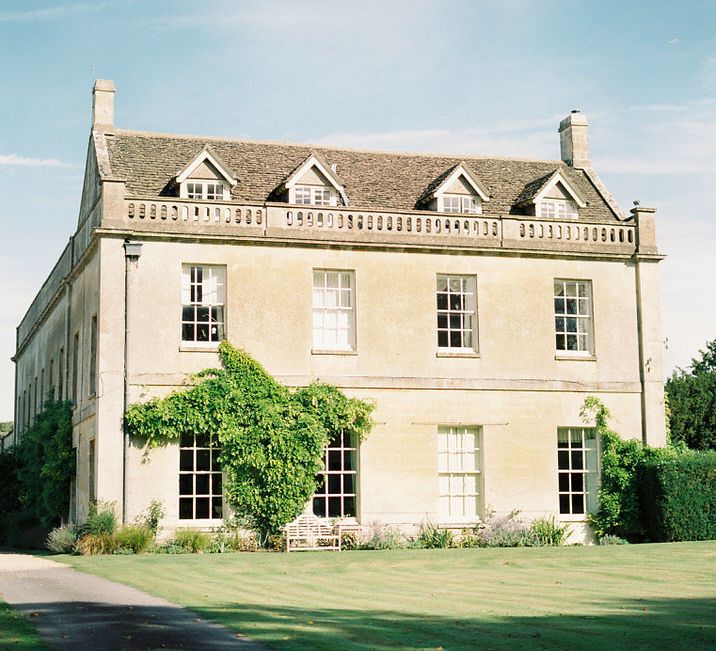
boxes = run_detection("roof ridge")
[108,128,564,165]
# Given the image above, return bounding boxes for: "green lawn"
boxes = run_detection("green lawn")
[0,599,46,651]
[60,542,715,650]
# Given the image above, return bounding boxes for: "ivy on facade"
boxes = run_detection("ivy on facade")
[125,341,374,538]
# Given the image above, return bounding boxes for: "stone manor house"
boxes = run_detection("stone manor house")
[13,81,665,541]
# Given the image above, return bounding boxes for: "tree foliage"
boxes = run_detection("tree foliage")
[666,339,716,450]
[125,342,374,539]
[13,399,75,527]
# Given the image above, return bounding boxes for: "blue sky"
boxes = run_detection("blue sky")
[1,0,714,420]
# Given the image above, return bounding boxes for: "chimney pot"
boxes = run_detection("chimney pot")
[92,79,115,129]
[559,110,589,168]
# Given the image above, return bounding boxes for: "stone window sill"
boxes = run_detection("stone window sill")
[311,349,358,356]
[436,351,480,359]
[555,354,597,362]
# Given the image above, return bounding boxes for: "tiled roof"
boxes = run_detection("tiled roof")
[103,130,620,222]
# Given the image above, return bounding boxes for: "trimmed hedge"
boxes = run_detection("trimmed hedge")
[639,450,716,542]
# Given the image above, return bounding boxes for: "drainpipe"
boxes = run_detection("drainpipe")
[122,240,142,525]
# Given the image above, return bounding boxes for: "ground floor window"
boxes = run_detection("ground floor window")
[438,426,482,521]
[179,432,223,520]
[312,430,357,518]
[557,427,598,516]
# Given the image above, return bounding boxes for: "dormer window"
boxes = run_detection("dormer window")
[186,181,228,201]
[421,162,490,215]
[517,170,586,220]
[295,185,333,206]
[540,198,578,220]
[280,153,348,207]
[175,145,237,203]
[442,194,481,214]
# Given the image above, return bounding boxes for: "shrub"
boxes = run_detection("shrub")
[415,521,455,549]
[599,534,629,545]
[82,502,117,536]
[75,533,118,555]
[206,522,259,553]
[135,500,165,537]
[46,523,79,553]
[13,400,74,528]
[340,529,360,550]
[361,524,409,550]
[115,526,154,554]
[151,541,190,555]
[639,450,716,541]
[455,527,483,548]
[174,529,210,553]
[0,449,22,544]
[530,517,571,546]
[478,510,534,547]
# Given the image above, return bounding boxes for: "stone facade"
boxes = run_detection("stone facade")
[13,81,665,541]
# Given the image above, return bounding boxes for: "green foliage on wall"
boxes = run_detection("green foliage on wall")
[14,399,75,527]
[582,396,715,542]
[639,450,716,541]
[580,397,655,540]
[665,339,716,450]
[125,342,373,539]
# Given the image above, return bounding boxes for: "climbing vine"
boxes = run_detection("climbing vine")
[125,342,374,538]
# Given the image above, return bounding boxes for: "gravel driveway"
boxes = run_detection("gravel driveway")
[0,553,263,650]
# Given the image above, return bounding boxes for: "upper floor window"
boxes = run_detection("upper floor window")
[312,270,355,351]
[442,195,481,214]
[541,198,578,220]
[437,274,477,352]
[181,265,225,346]
[186,181,228,201]
[554,279,593,355]
[295,185,333,206]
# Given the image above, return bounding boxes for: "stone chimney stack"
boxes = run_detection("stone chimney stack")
[92,79,115,129]
[559,110,589,168]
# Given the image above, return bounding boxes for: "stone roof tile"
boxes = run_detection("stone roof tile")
[104,130,620,222]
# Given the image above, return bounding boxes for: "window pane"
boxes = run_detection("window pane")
[195,474,210,495]
[179,475,193,495]
[195,498,210,519]
[179,498,194,519]
[180,449,194,471]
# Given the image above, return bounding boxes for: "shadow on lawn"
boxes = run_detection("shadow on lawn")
[13,595,715,651]
[189,595,716,651]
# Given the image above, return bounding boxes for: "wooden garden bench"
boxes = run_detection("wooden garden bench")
[284,514,341,552]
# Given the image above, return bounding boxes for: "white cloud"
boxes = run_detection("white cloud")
[0,154,78,168]
[0,2,110,22]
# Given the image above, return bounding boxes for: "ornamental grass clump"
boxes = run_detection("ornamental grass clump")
[46,523,79,553]
[114,526,154,554]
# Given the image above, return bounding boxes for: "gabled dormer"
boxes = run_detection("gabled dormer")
[280,152,348,207]
[420,162,490,214]
[175,146,237,201]
[516,169,586,219]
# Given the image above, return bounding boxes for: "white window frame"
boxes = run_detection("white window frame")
[179,432,223,522]
[554,279,594,356]
[183,180,229,201]
[312,269,356,352]
[539,198,578,220]
[312,430,358,520]
[437,274,478,353]
[557,427,599,519]
[441,194,482,214]
[181,265,226,348]
[293,185,335,206]
[438,426,482,523]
